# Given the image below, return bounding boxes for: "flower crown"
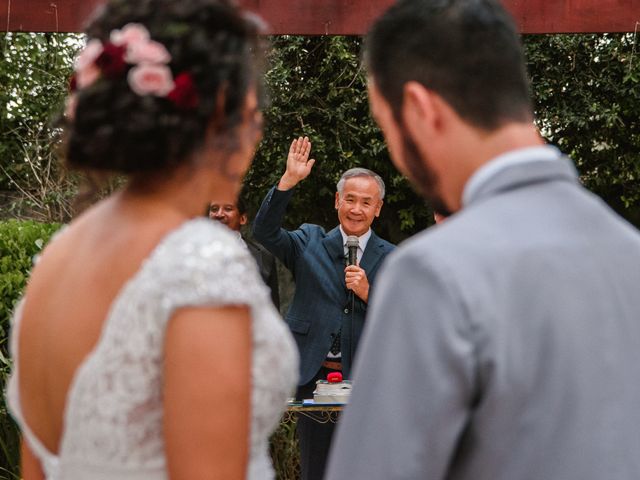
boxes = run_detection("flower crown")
[66,23,198,119]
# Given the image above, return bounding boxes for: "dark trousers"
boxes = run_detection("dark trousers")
[296,366,339,480]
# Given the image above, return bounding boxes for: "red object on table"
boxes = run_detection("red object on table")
[327,372,343,383]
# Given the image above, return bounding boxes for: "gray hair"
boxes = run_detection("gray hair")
[336,168,385,200]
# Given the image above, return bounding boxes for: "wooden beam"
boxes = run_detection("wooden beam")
[507,0,640,34]
[1,0,102,33]
[1,0,638,34]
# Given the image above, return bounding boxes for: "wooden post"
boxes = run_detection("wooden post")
[1,0,638,34]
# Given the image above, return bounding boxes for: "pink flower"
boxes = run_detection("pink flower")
[71,22,189,106]
[76,63,101,88]
[126,40,171,65]
[127,64,175,97]
[110,23,150,47]
[75,39,103,72]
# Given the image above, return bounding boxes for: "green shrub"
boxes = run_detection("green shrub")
[270,417,300,479]
[0,220,61,479]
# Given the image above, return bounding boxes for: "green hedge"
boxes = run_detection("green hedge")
[0,220,62,479]
[270,418,300,479]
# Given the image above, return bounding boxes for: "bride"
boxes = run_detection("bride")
[6,0,298,478]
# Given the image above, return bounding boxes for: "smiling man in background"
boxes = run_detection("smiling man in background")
[209,190,280,310]
[253,136,395,480]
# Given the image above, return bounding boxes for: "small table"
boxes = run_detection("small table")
[284,403,344,424]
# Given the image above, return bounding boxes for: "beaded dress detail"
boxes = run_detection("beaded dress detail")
[6,219,298,479]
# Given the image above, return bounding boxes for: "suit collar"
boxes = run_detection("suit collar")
[464,155,579,207]
[322,226,344,258]
[322,227,386,283]
[463,145,561,205]
[323,227,347,288]
[338,225,372,253]
[359,230,385,273]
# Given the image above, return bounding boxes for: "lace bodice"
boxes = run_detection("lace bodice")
[6,219,299,479]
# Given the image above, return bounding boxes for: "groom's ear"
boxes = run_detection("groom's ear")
[402,81,441,141]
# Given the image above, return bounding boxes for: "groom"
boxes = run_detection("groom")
[327,1,640,479]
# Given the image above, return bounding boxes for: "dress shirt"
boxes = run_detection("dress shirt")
[339,226,372,264]
[326,227,373,360]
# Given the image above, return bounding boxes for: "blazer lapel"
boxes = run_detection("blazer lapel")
[322,227,347,289]
[360,231,384,273]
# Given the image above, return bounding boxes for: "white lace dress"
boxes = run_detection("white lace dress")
[6,218,299,480]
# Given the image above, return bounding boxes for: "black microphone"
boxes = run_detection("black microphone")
[346,235,359,266]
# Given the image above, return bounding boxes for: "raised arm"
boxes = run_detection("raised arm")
[277,136,315,191]
[253,137,316,270]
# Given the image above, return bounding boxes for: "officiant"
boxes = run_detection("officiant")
[252,136,395,480]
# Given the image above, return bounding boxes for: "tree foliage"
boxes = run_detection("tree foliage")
[246,33,640,241]
[246,35,427,242]
[0,33,80,221]
[0,220,62,479]
[0,33,639,241]
[526,33,640,224]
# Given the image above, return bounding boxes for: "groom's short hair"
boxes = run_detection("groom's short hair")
[364,0,533,131]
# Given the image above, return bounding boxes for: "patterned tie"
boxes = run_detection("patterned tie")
[328,250,352,357]
[330,330,341,356]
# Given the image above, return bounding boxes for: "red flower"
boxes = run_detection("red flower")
[167,72,199,110]
[69,74,78,92]
[95,43,127,79]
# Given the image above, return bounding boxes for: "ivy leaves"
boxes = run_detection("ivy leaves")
[525,34,640,218]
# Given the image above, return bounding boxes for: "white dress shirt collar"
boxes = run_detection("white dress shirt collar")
[339,226,372,261]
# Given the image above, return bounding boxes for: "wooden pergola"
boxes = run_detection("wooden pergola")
[1,0,638,34]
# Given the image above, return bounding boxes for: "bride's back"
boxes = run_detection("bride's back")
[17,203,179,455]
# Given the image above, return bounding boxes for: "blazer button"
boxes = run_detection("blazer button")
[344,308,349,314]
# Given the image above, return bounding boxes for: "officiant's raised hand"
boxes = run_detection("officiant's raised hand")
[277,136,316,191]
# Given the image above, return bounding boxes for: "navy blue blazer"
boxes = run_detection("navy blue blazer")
[253,186,395,385]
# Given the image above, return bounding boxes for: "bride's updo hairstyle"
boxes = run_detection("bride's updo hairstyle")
[66,0,263,176]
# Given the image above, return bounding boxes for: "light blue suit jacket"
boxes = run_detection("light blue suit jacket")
[253,186,395,385]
